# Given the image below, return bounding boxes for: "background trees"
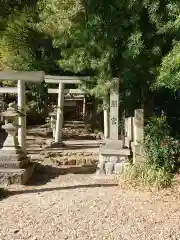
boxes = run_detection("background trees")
[0,0,179,125]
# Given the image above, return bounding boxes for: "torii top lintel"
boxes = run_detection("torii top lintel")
[0,71,90,84]
[0,71,44,82]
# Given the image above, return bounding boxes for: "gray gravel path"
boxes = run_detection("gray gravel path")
[0,174,180,240]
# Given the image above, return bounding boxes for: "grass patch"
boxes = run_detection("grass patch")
[119,163,174,190]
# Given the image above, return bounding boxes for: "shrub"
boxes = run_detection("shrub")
[144,117,180,172]
[120,117,180,189]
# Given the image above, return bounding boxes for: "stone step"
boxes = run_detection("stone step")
[27,147,44,154]
[0,158,29,169]
[0,162,36,185]
[53,157,98,166]
[36,164,97,175]
[99,148,130,156]
[43,151,99,167]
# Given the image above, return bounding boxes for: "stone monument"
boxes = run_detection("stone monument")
[132,109,145,163]
[97,78,130,175]
[124,117,133,148]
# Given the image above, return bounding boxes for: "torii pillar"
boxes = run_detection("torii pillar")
[17,80,26,153]
[54,82,64,143]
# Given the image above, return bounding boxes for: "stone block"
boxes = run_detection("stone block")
[99,148,130,156]
[119,156,126,162]
[0,162,37,185]
[124,137,130,148]
[105,140,123,149]
[114,163,124,174]
[105,162,114,175]
[0,153,26,162]
[110,156,118,163]
[96,154,106,174]
[0,157,29,169]
[114,162,130,174]
[134,109,144,145]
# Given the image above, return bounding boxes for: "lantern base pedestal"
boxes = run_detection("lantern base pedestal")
[0,162,37,185]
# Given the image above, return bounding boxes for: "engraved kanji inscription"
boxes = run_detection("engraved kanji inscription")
[111,100,118,108]
[111,117,117,125]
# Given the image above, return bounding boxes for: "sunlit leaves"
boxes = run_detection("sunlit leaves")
[156,42,180,90]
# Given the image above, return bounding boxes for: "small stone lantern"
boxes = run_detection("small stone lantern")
[0,102,28,166]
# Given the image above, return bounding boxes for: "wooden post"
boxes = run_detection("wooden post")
[55,83,64,143]
[17,80,26,153]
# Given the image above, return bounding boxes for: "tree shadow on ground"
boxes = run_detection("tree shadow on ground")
[0,182,118,200]
[0,163,118,200]
[10,183,118,196]
[27,163,98,186]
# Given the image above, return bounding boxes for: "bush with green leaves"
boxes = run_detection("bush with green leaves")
[144,117,180,172]
[120,117,180,189]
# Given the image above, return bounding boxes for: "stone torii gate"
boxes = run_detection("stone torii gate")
[45,75,110,142]
[0,71,44,152]
[0,72,109,148]
[47,88,87,138]
[45,75,89,145]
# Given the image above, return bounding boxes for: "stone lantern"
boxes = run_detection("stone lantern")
[0,102,28,168]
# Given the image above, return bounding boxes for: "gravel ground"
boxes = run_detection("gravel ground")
[0,174,180,240]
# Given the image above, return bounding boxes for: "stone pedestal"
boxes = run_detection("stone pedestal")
[97,142,130,175]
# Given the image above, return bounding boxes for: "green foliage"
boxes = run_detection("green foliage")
[120,163,173,189]
[26,100,46,125]
[35,0,180,102]
[155,42,180,90]
[0,6,36,70]
[144,117,180,172]
[0,0,179,104]
[120,117,179,189]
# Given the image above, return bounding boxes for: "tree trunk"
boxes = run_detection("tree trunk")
[140,75,154,119]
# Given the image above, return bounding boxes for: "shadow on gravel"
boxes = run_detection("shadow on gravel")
[0,188,9,200]
[26,163,98,186]
[9,183,118,196]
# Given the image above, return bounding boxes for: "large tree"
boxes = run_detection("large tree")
[35,0,178,117]
[1,0,179,106]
